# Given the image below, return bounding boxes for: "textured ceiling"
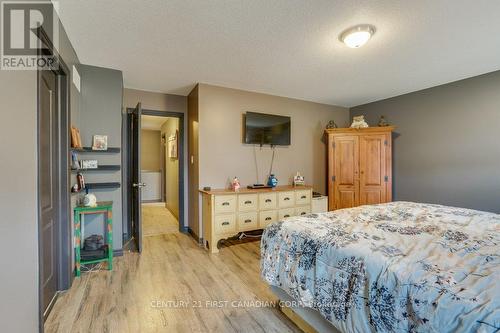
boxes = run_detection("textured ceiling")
[57,0,500,107]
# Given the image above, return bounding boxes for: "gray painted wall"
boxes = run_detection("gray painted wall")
[0,69,39,333]
[78,65,124,250]
[351,70,500,213]
[0,10,81,332]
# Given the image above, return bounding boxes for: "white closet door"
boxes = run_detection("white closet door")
[141,171,161,201]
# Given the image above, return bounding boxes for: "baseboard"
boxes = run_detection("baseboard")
[187,227,203,245]
[113,249,124,257]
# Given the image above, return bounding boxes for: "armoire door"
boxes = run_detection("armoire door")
[333,136,359,209]
[359,134,387,205]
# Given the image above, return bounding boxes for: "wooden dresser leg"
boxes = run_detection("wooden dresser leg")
[209,238,220,254]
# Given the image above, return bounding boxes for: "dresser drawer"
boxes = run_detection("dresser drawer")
[295,190,311,205]
[278,208,295,220]
[295,206,311,217]
[259,192,277,210]
[259,210,278,228]
[238,212,258,230]
[278,191,295,208]
[238,194,258,212]
[214,195,237,214]
[214,214,236,235]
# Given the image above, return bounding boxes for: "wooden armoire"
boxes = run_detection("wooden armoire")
[325,126,394,210]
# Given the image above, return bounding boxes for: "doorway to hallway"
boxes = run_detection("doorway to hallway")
[124,108,185,252]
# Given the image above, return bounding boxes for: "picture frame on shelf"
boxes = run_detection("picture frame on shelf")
[92,135,108,150]
[71,126,82,148]
[80,160,98,169]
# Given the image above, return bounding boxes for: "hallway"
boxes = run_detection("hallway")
[142,203,179,236]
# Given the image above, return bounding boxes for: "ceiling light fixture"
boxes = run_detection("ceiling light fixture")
[339,25,375,48]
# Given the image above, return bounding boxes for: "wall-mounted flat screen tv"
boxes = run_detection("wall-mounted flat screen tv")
[244,112,291,146]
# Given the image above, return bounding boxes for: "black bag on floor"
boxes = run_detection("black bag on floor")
[83,234,104,251]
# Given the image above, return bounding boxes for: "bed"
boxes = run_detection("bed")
[261,202,500,333]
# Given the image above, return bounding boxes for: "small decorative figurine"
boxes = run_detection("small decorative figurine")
[326,120,338,129]
[350,115,369,129]
[231,177,241,191]
[378,115,390,127]
[267,174,278,188]
[293,172,305,186]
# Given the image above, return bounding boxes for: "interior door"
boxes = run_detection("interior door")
[359,134,387,205]
[333,136,359,209]
[130,103,143,252]
[39,69,59,314]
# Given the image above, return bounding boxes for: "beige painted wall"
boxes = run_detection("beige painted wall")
[161,118,180,218]
[123,88,187,112]
[141,129,161,171]
[197,84,349,195]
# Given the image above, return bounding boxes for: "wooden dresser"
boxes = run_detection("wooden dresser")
[200,185,313,253]
[325,127,394,211]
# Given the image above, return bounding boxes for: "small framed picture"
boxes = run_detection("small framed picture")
[92,135,108,150]
[168,131,178,159]
[80,160,98,169]
[71,126,83,148]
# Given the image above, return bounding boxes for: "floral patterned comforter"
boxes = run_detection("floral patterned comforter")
[261,202,500,333]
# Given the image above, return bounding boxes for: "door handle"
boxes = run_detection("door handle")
[133,183,146,188]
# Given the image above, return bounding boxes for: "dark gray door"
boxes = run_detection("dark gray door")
[131,103,143,252]
[39,69,60,313]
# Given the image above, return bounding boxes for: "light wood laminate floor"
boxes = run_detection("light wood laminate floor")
[142,203,180,236]
[45,232,300,332]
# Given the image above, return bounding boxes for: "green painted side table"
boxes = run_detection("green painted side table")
[74,201,113,277]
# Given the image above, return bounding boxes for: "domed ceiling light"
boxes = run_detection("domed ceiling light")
[339,25,375,48]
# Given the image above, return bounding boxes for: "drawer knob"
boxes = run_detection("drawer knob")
[222,202,230,206]
[284,214,290,218]
[301,195,307,199]
[244,200,252,204]
[244,219,252,223]
[222,221,230,226]
[284,197,290,201]
[265,217,272,221]
[265,199,272,203]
